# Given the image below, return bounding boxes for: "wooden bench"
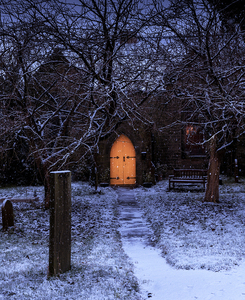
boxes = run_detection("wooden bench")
[169,169,207,190]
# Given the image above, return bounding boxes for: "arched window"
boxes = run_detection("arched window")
[184,125,205,157]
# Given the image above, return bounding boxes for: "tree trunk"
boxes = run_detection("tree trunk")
[204,137,220,203]
[32,155,50,209]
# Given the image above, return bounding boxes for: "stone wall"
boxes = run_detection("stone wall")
[97,92,209,186]
[149,92,208,176]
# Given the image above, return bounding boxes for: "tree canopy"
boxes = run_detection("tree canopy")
[0,0,244,204]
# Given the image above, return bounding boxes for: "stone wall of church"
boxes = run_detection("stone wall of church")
[96,91,245,186]
[149,92,208,177]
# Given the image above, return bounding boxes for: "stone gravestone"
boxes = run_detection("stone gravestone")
[2,199,14,231]
[49,171,71,276]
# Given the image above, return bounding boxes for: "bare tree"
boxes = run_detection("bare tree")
[0,1,86,205]
[153,0,245,202]
[0,0,161,207]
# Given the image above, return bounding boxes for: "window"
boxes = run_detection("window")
[183,125,205,157]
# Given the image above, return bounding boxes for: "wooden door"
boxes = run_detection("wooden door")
[110,135,136,185]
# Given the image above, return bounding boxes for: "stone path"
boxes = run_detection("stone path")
[117,187,163,299]
[117,187,153,244]
[116,187,245,300]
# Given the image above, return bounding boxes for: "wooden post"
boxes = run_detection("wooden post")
[49,171,71,276]
[2,200,14,231]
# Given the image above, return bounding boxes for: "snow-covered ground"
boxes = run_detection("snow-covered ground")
[0,183,141,300]
[0,177,245,299]
[132,177,245,299]
[134,176,245,272]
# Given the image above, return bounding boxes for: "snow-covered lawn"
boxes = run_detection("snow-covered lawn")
[0,177,245,299]
[134,176,245,272]
[0,183,141,300]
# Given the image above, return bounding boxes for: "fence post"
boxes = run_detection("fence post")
[49,170,71,276]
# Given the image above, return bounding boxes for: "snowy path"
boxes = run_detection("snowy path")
[117,187,245,300]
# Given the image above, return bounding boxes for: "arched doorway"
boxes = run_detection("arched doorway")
[110,135,136,185]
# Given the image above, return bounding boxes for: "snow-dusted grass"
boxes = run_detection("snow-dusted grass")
[0,183,141,300]
[134,176,245,272]
[1,177,245,299]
